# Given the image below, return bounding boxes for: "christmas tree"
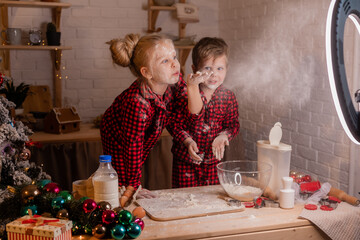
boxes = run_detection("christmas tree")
[0,73,51,238]
[0,73,144,240]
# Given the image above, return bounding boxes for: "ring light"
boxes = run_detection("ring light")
[326,0,360,145]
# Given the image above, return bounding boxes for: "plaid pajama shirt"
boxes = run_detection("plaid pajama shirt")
[100,77,186,188]
[168,85,240,188]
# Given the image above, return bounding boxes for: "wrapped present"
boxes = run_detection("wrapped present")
[6,215,72,240]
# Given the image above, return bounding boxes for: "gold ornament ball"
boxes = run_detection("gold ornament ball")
[92,224,106,239]
[296,172,305,179]
[56,209,69,219]
[21,185,41,204]
[19,148,31,161]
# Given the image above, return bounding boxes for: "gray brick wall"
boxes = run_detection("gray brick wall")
[219,0,353,191]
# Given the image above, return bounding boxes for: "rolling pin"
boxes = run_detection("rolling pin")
[328,187,360,206]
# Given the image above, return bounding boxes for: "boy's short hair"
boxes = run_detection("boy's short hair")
[192,37,229,69]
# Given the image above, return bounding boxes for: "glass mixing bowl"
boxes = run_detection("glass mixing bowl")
[217,160,272,201]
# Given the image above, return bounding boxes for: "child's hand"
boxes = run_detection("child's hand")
[212,134,229,160]
[184,138,203,164]
[187,71,213,87]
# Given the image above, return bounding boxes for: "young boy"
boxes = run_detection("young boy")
[169,37,240,188]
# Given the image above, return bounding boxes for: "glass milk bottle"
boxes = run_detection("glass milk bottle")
[92,155,119,208]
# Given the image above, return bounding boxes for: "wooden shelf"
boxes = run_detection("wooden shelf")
[0,1,71,8]
[149,5,176,11]
[0,45,72,50]
[147,0,194,74]
[175,45,194,49]
[0,0,71,107]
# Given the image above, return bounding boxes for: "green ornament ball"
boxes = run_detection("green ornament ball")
[37,179,51,189]
[20,205,38,216]
[126,222,141,239]
[51,196,65,210]
[111,224,126,240]
[118,210,132,225]
[58,190,73,202]
[88,209,102,227]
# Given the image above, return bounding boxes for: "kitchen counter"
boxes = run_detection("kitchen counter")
[136,199,329,240]
[77,204,329,240]
[137,204,329,239]
[78,185,330,240]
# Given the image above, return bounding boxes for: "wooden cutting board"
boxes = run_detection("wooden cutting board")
[136,185,245,221]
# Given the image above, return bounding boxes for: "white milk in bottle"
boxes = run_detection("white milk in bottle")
[92,155,119,208]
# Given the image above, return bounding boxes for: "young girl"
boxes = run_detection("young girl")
[100,33,185,195]
[169,37,240,188]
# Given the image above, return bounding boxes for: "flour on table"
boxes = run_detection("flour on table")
[140,191,238,212]
[136,185,245,220]
[222,183,262,201]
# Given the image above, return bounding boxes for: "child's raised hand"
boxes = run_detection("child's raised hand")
[186,71,213,87]
[212,134,229,160]
[184,138,203,164]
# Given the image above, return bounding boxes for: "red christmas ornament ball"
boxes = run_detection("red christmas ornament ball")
[302,175,312,182]
[43,182,61,194]
[134,218,145,230]
[102,210,116,225]
[83,199,97,213]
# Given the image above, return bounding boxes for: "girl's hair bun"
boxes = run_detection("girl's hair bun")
[107,33,140,67]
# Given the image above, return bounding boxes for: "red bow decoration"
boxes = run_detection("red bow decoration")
[22,214,59,226]
[26,139,42,148]
[22,210,59,227]
[0,73,4,86]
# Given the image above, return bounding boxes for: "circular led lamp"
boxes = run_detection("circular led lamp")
[326,0,360,144]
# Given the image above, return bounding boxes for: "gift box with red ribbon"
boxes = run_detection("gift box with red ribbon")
[6,215,72,240]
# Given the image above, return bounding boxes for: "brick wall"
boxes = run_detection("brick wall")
[7,0,219,121]
[219,0,353,191]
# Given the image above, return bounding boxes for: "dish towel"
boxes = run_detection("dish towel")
[299,202,360,240]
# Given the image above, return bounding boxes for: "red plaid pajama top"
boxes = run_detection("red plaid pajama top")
[168,85,240,188]
[100,77,186,188]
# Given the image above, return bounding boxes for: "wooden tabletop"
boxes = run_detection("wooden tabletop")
[134,186,329,240]
[30,123,171,144]
[30,123,101,144]
[76,203,328,240]
[137,204,327,240]
[76,185,329,240]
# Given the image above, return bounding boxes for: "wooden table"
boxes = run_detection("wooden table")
[29,123,173,191]
[132,185,330,240]
[137,204,329,240]
[75,185,330,240]
[30,123,102,143]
